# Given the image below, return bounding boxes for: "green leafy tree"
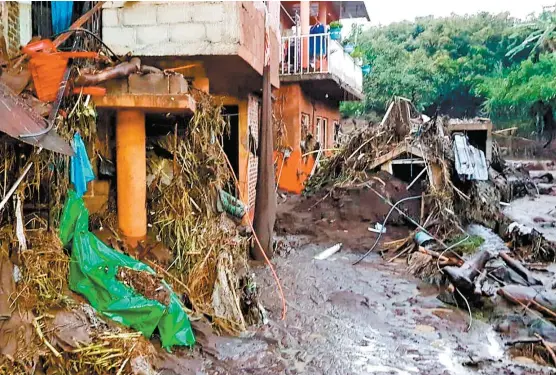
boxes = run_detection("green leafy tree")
[507,10,556,59]
[480,8,556,142]
[342,12,529,119]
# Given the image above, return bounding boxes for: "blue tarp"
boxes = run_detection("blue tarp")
[70,133,94,197]
[51,1,74,35]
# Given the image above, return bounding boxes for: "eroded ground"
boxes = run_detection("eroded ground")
[179,236,550,375]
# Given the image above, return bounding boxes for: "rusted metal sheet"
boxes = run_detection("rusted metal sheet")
[0,82,73,155]
[453,133,488,181]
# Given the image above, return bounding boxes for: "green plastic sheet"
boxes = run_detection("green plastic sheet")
[60,190,195,349]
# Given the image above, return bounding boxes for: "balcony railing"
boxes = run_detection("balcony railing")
[280,33,363,94]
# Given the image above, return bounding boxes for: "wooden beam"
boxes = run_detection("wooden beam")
[369,144,426,170]
[93,94,196,114]
[391,158,425,165]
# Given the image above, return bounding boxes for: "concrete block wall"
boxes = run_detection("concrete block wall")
[102,1,280,87]
[102,1,243,56]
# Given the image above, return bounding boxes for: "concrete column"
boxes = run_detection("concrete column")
[300,0,310,68]
[318,1,327,25]
[18,1,32,46]
[116,110,147,245]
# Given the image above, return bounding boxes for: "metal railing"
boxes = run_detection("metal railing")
[280,33,330,75]
[280,33,363,93]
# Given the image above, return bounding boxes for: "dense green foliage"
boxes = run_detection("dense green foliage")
[343,10,556,137]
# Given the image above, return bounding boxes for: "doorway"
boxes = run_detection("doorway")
[222,106,239,181]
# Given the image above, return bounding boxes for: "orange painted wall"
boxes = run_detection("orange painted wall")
[297,85,340,151]
[273,82,340,194]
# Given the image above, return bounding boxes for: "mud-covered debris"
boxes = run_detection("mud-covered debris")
[116,267,171,306]
[50,309,92,351]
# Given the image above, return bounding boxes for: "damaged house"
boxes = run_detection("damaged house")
[274,1,368,194]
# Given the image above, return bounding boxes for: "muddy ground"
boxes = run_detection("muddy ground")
[153,167,556,374]
[275,171,420,251]
[184,235,551,375]
[171,193,554,374]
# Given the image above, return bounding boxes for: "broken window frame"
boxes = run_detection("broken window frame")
[321,117,328,148]
[333,120,340,145]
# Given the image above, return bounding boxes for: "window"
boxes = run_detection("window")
[333,120,340,144]
[321,118,328,148]
[315,117,322,147]
[301,113,310,129]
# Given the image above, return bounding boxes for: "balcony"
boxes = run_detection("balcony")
[101,1,280,94]
[280,33,363,101]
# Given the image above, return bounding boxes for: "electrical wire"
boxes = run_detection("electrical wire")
[217,142,287,320]
[49,28,122,62]
[353,195,422,265]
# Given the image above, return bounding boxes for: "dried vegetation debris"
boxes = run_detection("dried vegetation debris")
[146,91,255,334]
[116,267,170,306]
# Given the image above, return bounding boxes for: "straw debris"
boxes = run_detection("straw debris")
[147,91,254,333]
[15,232,71,314]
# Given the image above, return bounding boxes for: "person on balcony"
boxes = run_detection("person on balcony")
[309,21,327,72]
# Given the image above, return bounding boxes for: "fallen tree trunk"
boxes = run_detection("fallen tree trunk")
[443,249,496,294]
[500,252,543,286]
[75,57,140,86]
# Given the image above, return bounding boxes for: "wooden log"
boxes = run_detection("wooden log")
[498,285,556,319]
[443,249,495,294]
[74,58,140,86]
[500,252,543,286]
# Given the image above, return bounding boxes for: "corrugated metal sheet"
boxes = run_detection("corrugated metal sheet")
[453,133,488,181]
[0,82,73,155]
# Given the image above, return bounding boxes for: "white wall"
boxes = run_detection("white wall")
[102,1,242,56]
[18,1,32,47]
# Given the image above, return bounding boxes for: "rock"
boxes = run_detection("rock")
[528,319,556,342]
[512,356,538,365]
[50,309,92,350]
[415,324,436,333]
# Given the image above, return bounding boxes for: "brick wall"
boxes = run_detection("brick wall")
[247,93,260,210]
[1,1,20,58]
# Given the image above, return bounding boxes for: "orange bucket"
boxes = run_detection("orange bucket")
[29,54,68,102]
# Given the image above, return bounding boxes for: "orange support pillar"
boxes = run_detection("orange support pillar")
[116,110,147,245]
[318,1,327,25]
